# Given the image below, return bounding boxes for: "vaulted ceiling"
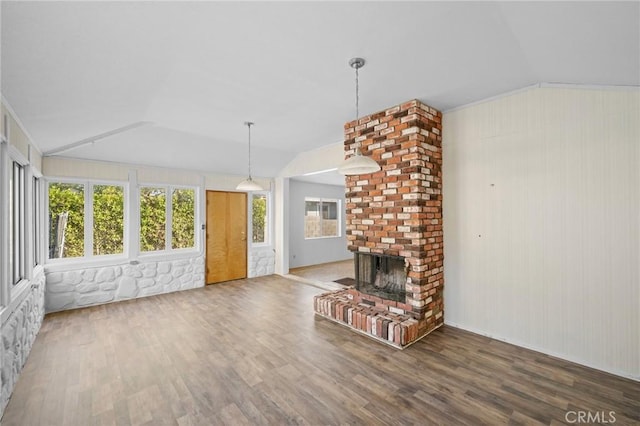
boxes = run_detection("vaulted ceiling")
[2,1,638,178]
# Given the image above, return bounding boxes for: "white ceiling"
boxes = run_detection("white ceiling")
[292,169,345,187]
[2,1,638,179]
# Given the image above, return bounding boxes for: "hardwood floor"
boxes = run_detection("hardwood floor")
[3,275,638,425]
[289,259,354,282]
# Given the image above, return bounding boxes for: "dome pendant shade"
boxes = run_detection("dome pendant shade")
[236,177,264,191]
[338,151,380,175]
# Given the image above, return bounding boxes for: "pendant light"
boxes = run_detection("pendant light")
[236,121,264,191]
[338,57,381,176]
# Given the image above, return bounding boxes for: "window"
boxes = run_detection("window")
[48,181,125,259]
[140,185,196,253]
[46,180,196,261]
[93,185,125,255]
[48,183,85,258]
[33,176,41,265]
[139,187,166,252]
[304,198,340,239]
[10,161,26,284]
[171,188,195,249]
[252,193,268,244]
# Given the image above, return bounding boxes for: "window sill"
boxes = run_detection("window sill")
[251,243,273,249]
[304,236,342,240]
[137,249,203,263]
[45,255,130,273]
[1,278,32,325]
[44,250,204,273]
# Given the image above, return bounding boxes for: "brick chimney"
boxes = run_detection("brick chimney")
[314,99,444,347]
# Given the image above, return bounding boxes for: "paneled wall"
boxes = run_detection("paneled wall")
[443,86,639,379]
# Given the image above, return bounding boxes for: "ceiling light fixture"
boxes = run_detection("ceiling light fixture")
[236,121,263,191]
[338,57,381,176]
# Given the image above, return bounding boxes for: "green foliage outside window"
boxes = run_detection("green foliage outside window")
[140,187,166,252]
[48,183,84,258]
[49,182,196,258]
[252,194,267,243]
[93,185,124,255]
[172,188,195,249]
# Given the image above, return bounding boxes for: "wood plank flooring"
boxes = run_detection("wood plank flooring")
[2,275,638,425]
[289,259,354,283]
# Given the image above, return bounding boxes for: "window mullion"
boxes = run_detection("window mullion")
[0,141,8,306]
[319,200,324,238]
[166,186,172,251]
[24,165,34,278]
[13,163,21,283]
[129,170,139,259]
[85,182,93,258]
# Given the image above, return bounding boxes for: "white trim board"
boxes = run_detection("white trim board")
[0,94,41,156]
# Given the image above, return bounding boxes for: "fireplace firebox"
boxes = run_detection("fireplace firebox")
[355,253,407,303]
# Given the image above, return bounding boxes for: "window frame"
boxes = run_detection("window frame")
[250,191,271,247]
[0,110,45,324]
[2,139,39,312]
[170,186,198,251]
[92,182,128,257]
[46,178,129,264]
[10,160,27,285]
[33,174,42,266]
[304,197,342,240]
[138,183,198,256]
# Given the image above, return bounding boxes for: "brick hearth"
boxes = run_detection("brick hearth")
[314,99,443,348]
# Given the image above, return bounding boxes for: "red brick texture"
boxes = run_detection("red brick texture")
[314,290,419,348]
[314,99,444,348]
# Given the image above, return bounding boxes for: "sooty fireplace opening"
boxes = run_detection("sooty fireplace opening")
[354,253,408,303]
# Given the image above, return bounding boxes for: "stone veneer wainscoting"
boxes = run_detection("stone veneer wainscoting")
[314,99,444,347]
[248,247,276,278]
[45,256,205,312]
[45,244,275,313]
[1,268,46,413]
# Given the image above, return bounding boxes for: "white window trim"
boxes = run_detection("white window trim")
[137,182,200,257]
[45,177,129,264]
[304,197,342,240]
[250,191,272,247]
[7,145,29,290]
[1,133,45,318]
[32,172,43,268]
[0,134,9,308]
[43,177,202,270]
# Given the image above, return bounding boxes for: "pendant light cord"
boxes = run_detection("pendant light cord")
[354,64,360,155]
[246,121,254,179]
[355,65,359,122]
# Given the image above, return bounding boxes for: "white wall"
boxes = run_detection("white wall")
[278,142,343,177]
[443,86,639,379]
[288,179,351,268]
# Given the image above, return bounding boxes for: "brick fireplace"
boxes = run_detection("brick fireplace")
[314,99,443,348]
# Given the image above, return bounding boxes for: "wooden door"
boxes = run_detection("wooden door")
[206,191,247,284]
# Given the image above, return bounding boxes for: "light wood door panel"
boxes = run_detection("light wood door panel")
[206,191,247,284]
